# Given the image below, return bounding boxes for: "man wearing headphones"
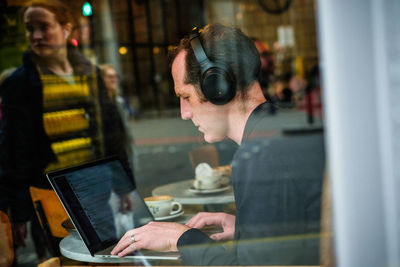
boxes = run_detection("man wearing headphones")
[112,24,325,265]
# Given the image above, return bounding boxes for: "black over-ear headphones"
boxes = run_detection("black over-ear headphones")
[189,27,236,105]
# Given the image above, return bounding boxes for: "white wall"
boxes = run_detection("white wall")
[317,0,400,266]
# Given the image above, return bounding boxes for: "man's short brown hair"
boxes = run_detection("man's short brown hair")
[169,24,260,100]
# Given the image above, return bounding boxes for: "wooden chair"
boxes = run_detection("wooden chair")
[38,257,61,267]
[29,186,69,256]
[189,144,219,170]
[0,210,14,267]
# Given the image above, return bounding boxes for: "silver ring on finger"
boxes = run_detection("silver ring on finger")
[131,234,136,243]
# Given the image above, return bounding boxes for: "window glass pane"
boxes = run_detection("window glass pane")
[0,0,333,265]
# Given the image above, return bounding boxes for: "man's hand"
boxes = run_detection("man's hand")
[111,222,190,257]
[12,222,27,247]
[186,212,235,241]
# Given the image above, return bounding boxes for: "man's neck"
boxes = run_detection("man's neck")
[227,82,266,145]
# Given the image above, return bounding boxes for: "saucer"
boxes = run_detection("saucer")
[189,177,230,194]
[188,184,230,194]
[154,211,184,221]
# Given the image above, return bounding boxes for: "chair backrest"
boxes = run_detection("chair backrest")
[189,144,219,170]
[0,210,14,267]
[29,186,69,238]
[38,257,61,267]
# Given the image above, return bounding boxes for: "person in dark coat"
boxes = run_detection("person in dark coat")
[0,0,133,258]
[111,24,324,265]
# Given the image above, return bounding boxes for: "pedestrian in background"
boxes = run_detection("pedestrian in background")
[0,0,134,260]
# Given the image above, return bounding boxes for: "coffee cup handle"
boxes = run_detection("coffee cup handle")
[170,201,182,215]
[193,179,200,189]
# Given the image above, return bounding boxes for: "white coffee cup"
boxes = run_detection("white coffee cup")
[193,175,221,190]
[144,195,182,218]
[193,163,223,190]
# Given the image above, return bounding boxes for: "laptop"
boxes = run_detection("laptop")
[46,156,180,260]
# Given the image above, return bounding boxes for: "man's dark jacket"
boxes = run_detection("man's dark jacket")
[178,102,325,265]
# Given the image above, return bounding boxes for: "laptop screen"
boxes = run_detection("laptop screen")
[47,157,154,255]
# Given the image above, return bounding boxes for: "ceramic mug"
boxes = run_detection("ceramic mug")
[194,163,223,190]
[193,174,222,190]
[144,195,182,218]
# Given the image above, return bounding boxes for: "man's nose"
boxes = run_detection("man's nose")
[180,100,192,120]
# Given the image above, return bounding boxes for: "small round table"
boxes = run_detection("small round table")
[152,179,235,205]
[59,234,140,263]
[59,233,180,264]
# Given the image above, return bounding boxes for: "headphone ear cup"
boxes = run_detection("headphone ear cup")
[201,67,236,105]
[189,27,236,105]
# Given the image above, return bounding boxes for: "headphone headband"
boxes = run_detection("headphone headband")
[189,29,209,69]
[189,27,236,105]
